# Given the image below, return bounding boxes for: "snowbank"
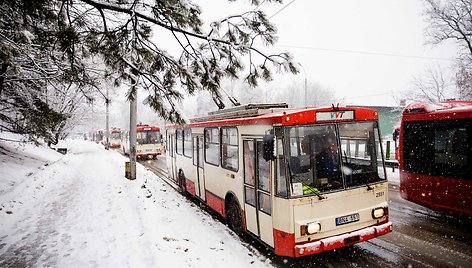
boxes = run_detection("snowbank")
[0,135,271,267]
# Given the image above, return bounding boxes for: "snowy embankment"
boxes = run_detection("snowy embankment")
[0,133,270,267]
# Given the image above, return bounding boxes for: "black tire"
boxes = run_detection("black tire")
[227,199,244,235]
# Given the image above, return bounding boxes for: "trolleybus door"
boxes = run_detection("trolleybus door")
[243,139,274,247]
[193,135,206,201]
[167,133,177,183]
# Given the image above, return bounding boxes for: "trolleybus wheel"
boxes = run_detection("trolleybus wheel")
[227,199,244,235]
[178,170,186,193]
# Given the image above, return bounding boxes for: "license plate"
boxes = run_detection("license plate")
[336,213,360,226]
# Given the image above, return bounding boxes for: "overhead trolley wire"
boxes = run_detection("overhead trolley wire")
[274,44,455,62]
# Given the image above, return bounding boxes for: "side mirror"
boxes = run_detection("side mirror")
[262,134,276,161]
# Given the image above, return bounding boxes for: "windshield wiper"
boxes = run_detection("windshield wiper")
[305,183,326,200]
[365,181,373,191]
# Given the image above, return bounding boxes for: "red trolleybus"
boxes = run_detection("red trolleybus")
[122,124,164,159]
[166,103,392,258]
[398,100,472,216]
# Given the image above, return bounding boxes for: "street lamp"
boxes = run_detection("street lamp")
[299,63,308,107]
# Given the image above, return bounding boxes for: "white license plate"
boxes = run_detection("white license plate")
[336,213,360,226]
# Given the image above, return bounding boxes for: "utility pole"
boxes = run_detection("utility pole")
[105,87,110,150]
[128,15,138,181]
[300,64,308,107]
[129,85,137,180]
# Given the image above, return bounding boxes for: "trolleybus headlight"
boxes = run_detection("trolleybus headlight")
[372,207,385,219]
[301,222,321,235]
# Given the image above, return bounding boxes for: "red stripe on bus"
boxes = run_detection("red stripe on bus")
[167,107,379,129]
[185,178,196,197]
[136,126,160,132]
[273,229,295,257]
[205,190,225,217]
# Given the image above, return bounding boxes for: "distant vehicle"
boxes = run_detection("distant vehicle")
[93,130,104,144]
[109,128,122,148]
[122,125,164,159]
[166,103,392,258]
[397,100,472,216]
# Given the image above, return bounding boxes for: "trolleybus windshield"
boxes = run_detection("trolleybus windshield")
[285,121,386,196]
[137,130,161,145]
[111,131,121,139]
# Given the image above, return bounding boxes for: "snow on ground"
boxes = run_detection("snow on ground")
[0,133,271,267]
[386,164,400,186]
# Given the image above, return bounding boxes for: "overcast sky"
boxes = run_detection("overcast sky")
[103,0,460,130]
[196,0,459,107]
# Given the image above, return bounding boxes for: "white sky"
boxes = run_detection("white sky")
[197,0,459,106]
[89,0,461,131]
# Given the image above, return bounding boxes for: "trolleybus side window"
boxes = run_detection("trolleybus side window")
[183,128,192,158]
[275,138,288,197]
[167,133,174,157]
[176,129,183,155]
[243,140,272,215]
[221,127,239,171]
[257,141,271,215]
[244,140,256,207]
[193,135,203,168]
[404,119,472,179]
[205,127,220,166]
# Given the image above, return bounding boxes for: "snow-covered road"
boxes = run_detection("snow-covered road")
[0,137,271,267]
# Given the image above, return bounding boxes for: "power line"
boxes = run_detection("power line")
[261,1,453,62]
[269,0,296,19]
[275,43,455,61]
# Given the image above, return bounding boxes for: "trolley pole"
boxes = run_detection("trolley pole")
[129,84,137,180]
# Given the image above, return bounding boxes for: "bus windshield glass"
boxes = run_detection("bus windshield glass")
[285,124,343,196]
[285,121,385,197]
[111,132,121,139]
[137,130,161,144]
[339,121,386,188]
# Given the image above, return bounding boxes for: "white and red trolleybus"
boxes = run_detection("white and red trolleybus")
[109,128,122,148]
[166,103,392,258]
[122,124,164,159]
[397,100,472,216]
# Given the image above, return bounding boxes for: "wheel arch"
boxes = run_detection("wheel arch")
[224,191,246,232]
[224,191,242,216]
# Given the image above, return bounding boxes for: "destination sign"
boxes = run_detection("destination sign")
[316,110,354,121]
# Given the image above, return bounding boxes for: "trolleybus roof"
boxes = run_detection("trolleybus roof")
[403,100,472,121]
[168,103,379,128]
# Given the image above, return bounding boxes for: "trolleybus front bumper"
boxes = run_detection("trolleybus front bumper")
[294,221,392,257]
